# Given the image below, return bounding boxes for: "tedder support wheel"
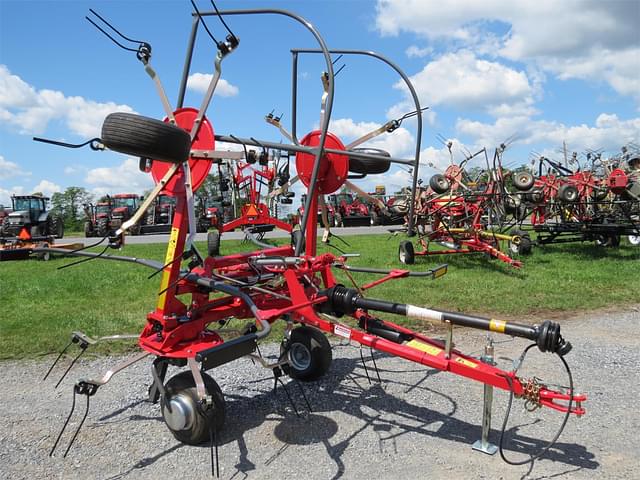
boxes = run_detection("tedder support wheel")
[348,148,391,175]
[513,171,534,191]
[207,230,221,257]
[398,240,415,264]
[509,229,533,255]
[429,174,450,194]
[101,112,192,164]
[161,371,225,445]
[282,326,332,381]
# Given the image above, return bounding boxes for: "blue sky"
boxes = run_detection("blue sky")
[1,0,639,205]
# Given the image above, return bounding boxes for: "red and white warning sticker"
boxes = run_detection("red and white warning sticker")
[333,324,351,339]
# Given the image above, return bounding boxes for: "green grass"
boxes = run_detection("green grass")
[0,234,638,359]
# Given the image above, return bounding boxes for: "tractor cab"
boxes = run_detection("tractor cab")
[110,194,143,233]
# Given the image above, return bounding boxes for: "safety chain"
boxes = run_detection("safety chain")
[519,377,542,411]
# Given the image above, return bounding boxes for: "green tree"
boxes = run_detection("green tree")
[51,187,93,231]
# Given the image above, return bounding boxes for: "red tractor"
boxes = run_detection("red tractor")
[83,199,113,237]
[109,194,144,235]
[328,192,370,227]
[141,193,176,234]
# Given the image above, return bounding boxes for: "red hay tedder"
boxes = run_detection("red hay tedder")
[34,5,586,477]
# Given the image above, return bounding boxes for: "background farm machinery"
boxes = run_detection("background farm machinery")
[34,5,586,477]
[1,194,64,239]
[511,150,640,247]
[397,145,533,268]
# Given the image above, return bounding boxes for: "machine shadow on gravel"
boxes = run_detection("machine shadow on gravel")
[91,345,598,480]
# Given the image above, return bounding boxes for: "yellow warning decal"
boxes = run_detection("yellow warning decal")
[489,319,506,333]
[455,357,478,368]
[407,339,443,356]
[157,227,180,310]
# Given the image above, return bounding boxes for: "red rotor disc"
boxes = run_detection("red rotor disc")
[150,107,214,194]
[295,130,349,194]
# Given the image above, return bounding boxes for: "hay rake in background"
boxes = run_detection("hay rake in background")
[34,4,586,477]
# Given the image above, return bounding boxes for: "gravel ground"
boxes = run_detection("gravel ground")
[1,306,639,480]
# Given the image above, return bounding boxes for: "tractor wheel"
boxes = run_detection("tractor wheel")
[207,230,220,257]
[97,218,109,237]
[508,229,533,255]
[52,216,64,239]
[335,212,344,228]
[429,174,450,194]
[398,240,415,264]
[370,211,380,226]
[557,184,579,203]
[281,326,332,381]
[84,221,93,237]
[102,112,192,164]
[348,148,391,174]
[161,371,225,445]
[513,171,534,191]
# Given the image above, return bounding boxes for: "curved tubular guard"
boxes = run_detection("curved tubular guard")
[175,8,336,256]
[291,48,424,236]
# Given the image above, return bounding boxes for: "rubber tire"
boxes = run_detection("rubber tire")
[207,230,221,257]
[348,148,391,175]
[592,187,608,201]
[513,171,534,191]
[398,240,415,264]
[161,371,225,446]
[283,326,332,381]
[102,112,192,164]
[429,174,450,194]
[97,218,109,237]
[52,216,64,239]
[526,189,544,203]
[370,211,380,226]
[557,184,579,203]
[509,229,532,255]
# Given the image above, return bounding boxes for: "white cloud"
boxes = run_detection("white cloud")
[395,50,534,113]
[32,179,61,197]
[0,65,136,137]
[327,118,415,158]
[375,0,640,103]
[456,113,640,153]
[186,73,239,97]
[0,185,25,205]
[0,155,31,180]
[85,158,154,194]
[406,45,433,58]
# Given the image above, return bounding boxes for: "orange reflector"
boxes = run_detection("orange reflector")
[18,228,31,240]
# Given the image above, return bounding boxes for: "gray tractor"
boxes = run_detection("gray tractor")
[2,195,64,238]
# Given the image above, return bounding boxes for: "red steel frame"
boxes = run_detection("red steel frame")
[135,110,583,416]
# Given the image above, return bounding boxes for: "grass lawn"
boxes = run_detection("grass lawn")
[0,234,638,359]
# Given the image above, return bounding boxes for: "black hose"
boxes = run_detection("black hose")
[499,344,574,466]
